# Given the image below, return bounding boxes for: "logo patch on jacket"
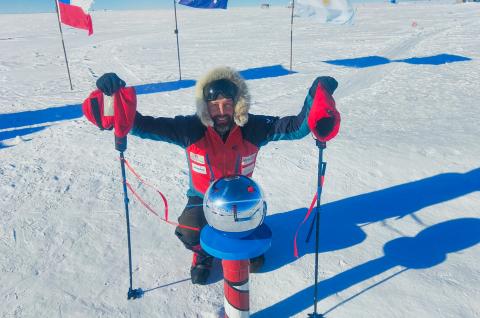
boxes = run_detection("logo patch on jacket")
[191,162,207,175]
[190,152,205,164]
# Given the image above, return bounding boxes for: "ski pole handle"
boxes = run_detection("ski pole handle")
[115,135,127,152]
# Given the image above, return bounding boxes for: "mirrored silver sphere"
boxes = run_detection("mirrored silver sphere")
[203,175,267,236]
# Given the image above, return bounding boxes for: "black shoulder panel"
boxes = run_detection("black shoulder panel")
[131,112,206,148]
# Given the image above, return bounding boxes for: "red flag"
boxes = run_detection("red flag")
[57,0,93,35]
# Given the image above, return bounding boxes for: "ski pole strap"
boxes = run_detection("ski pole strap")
[293,175,325,258]
[121,157,200,232]
[293,193,317,258]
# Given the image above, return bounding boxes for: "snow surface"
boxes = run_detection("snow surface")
[1,2,480,317]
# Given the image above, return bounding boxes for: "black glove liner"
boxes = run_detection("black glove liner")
[96,73,126,96]
[309,76,338,97]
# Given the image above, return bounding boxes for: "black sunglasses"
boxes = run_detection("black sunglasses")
[203,79,238,102]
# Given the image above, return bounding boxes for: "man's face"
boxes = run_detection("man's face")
[207,95,234,134]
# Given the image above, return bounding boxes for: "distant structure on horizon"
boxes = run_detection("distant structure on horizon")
[261,3,270,8]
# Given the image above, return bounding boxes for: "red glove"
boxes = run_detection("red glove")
[82,86,137,138]
[307,83,341,142]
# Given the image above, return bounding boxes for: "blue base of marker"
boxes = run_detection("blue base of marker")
[200,223,272,260]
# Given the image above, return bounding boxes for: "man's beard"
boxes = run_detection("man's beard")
[213,115,234,136]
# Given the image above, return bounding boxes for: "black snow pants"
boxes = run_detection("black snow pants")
[174,196,211,258]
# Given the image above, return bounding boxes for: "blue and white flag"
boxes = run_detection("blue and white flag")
[178,0,228,9]
[296,0,354,24]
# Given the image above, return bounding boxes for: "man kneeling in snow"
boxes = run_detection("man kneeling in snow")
[84,66,339,285]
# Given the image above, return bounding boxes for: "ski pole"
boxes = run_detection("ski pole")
[116,136,143,300]
[308,140,327,318]
[305,154,327,244]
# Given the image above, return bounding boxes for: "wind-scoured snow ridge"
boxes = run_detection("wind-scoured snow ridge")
[1,3,479,318]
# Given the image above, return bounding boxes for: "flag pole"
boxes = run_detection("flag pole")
[289,0,295,71]
[54,0,74,90]
[173,0,182,80]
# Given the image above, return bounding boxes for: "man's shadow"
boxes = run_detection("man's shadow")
[143,169,479,292]
[263,168,479,272]
[253,217,480,317]
[208,169,479,286]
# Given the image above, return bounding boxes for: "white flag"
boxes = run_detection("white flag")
[295,0,354,24]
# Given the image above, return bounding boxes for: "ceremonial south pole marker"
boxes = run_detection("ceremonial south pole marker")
[201,224,272,318]
[200,175,272,318]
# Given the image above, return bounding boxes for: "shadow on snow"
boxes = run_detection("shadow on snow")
[324,53,472,68]
[253,168,480,317]
[0,126,49,149]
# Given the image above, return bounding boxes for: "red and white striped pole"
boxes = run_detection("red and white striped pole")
[222,260,250,318]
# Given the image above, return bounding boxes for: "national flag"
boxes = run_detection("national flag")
[178,0,228,9]
[296,0,354,24]
[57,0,94,35]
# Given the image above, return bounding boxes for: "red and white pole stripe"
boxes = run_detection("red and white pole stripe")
[222,260,250,318]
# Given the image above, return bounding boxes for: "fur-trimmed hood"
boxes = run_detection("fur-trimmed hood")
[195,66,250,127]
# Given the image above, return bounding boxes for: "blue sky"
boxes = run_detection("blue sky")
[0,0,295,14]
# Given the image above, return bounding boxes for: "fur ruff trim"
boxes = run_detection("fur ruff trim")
[195,66,250,127]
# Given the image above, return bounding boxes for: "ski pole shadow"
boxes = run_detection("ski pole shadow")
[253,217,480,317]
[141,277,191,296]
[262,168,480,272]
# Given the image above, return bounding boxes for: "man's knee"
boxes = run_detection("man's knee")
[175,196,206,249]
[175,226,200,249]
